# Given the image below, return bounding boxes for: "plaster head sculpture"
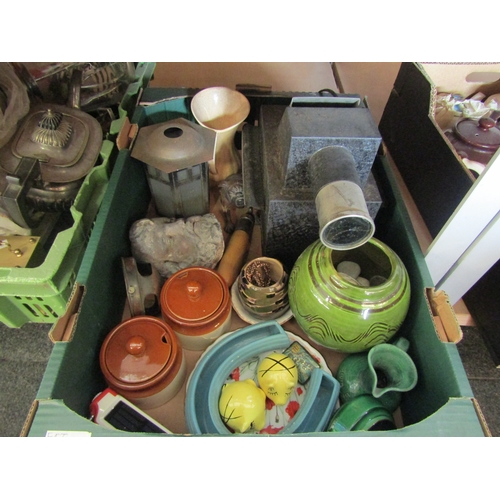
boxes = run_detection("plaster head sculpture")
[219,379,267,433]
[257,352,298,406]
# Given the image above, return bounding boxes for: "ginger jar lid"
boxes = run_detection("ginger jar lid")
[100,316,178,389]
[161,266,230,325]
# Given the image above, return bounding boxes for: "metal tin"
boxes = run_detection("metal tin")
[4,103,103,183]
[99,316,186,410]
[160,266,232,351]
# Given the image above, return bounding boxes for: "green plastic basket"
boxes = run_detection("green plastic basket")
[108,62,156,139]
[0,140,113,328]
[0,63,156,328]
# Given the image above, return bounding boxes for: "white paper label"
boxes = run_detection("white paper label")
[45,430,92,437]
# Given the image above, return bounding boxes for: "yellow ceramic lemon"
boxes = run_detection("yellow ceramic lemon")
[219,379,266,433]
[257,352,298,405]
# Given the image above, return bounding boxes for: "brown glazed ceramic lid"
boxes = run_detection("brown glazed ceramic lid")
[455,117,500,150]
[100,316,180,393]
[160,267,230,335]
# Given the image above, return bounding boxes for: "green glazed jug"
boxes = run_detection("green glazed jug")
[288,238,411,353]
[336,337,418,412]
[328,394,397,432]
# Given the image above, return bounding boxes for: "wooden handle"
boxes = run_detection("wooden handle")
[216,209,255,287]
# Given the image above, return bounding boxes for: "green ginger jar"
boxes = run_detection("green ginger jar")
[288,238,410,353]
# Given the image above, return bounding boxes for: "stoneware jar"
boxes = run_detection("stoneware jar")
[99,316,186,410]
[288,238,410,353]
[160,266,232,351]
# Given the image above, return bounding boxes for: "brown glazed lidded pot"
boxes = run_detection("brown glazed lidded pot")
[99,316,186,410]
[160,266,232,351]
[445,116,500,165]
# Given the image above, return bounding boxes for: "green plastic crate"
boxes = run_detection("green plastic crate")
[0,140,113,328]
[108,62,156,140]
[0,63,156,328]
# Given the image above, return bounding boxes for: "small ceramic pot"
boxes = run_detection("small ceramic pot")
[237,257,290,320]
[160,266,232,351]
[445,116,500,165]
[288,238,411,353]
[328,395,396,432]
[99,316,186,410]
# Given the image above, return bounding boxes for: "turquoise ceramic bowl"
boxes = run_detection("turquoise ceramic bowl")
[185,320,340,435]
[288,238,411,353]
[185,321,286,434]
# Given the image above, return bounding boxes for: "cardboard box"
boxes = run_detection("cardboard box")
[379,62,500,239]
[23,92,489,437]
[379,62,500,364]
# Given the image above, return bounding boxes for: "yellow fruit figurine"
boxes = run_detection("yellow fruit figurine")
[258,352,298,405]
[219,379,267,433]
